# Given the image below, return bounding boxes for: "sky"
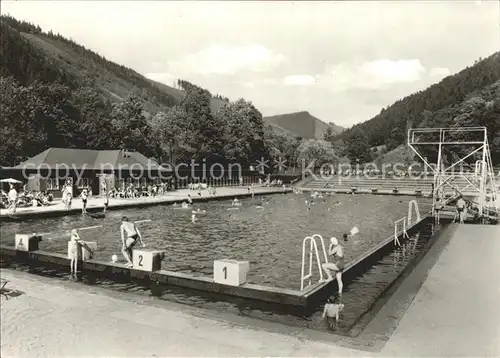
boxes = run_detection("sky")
[2,1,499,128]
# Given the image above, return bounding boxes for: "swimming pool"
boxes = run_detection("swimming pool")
[0,193,431,290]
[1,192,439,333]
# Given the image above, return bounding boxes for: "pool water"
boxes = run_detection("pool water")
[0,193,431,291]
[1,219,441,334]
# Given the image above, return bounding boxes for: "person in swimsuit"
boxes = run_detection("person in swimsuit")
[120,216,145,267]
[321,237,345,295]
[434,195,444,224]
[104,194,109,213]
[69,229,93,278]
[456,196,466,223]
[80,189,88,214]
[322,294,345,330]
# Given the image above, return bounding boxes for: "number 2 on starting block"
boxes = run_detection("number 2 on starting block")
[132,249,164,272]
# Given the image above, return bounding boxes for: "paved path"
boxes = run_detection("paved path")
[0,187,287,219]
[0,270,364,357]
[382,224,500,357]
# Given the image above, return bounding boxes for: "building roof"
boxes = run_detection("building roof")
[13,148,170,171]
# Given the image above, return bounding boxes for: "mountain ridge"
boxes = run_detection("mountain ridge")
[264,111,344,140]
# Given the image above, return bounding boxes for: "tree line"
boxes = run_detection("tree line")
[0,76,343,170]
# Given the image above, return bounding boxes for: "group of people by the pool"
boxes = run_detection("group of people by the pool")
[69,216,145,274]
[319,231,358,328]
[433,194,470,224]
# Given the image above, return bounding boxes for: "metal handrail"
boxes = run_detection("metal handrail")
[394,217,409,247]
[300,234,327,291]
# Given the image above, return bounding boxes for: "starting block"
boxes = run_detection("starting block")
[132,249,164,272]
[81,241,97,261]
[15,234,42,252]
[213,259,250,286]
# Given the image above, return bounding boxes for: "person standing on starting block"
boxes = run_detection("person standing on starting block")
[322,294,345,329]
[321,237,345,295]
[120,216,145,267]
[69,229,93,277]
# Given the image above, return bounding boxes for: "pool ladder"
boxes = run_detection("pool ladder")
[300,234,329,291]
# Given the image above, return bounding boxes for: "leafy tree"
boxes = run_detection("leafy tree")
[72,86,115,149]
[344,130,372,163]
[110,94,155,157]
[218,99,267,165]
[150,106,195,164]
[180,87,224,162]
[0,77,48,165]
[323,126,336,142]
[296,139,337,169]
[264,126,300,170]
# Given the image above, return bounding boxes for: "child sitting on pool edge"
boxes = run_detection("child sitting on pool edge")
[322,294,345,330]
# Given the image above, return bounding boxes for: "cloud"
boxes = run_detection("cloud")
[144,72,176,86]
[283,75,317,86]
[429,67,451,78]
[359,59,426,83]
[167,44,286,76]
[318,59,430,92]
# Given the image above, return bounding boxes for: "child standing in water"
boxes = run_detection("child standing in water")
[322,295,345,330]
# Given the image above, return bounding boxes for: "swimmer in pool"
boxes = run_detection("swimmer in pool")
[321,237,345,295]
[323,294,345,329]
[172,202,178,207]
[120,216,145,267]
[232,198,240,206]
[191,214,197,223]
[181,202,189,209]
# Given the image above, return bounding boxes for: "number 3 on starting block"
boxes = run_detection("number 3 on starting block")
[213,259,250,286]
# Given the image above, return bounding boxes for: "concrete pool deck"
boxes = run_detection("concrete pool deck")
[1,223,499,357]
[0,186,290,220]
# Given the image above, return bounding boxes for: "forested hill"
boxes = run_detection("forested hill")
[337,52,500,157]
[0,15,228,115]
[0,15,305,168]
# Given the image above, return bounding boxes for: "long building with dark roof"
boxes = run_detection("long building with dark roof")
[7,148,171,197]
